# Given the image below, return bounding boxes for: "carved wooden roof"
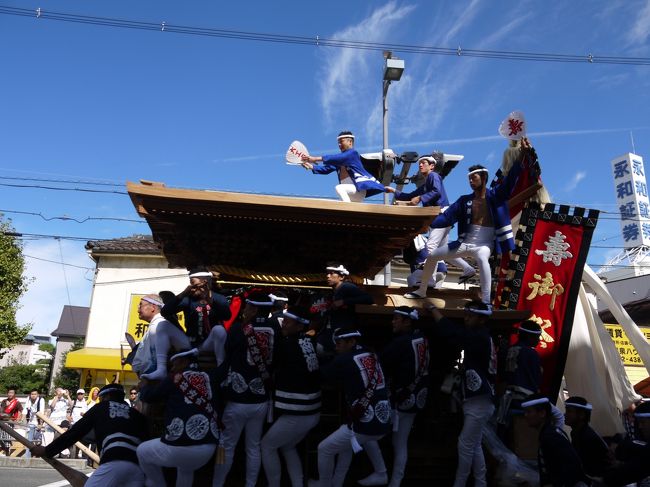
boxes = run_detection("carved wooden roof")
[127,181,438,281]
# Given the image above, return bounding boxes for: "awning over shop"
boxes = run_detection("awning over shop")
[65,347,131,372]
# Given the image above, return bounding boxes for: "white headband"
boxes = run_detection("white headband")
[521,397,550,408]
[468,168,489,176]
[334,330,362,340]
[337,134,355,141]
[635,412,650,418]
[326,265,350,276]
[417,156,436,165]
[565,401,593,411]
[394,309,419,320]
[283,310,310,325]
[189,271,212,279]
[269,294,289,303]
[519,324,542,335]
[142,296,164,307]
[246,298,274,307]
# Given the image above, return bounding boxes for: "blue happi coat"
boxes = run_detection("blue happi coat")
[429,160,524,254]
[312,149,386,197]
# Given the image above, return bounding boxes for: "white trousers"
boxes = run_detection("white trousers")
[453,395,494,487]
[212,401,268,487]
[418,241,493,304]
[362,411,415,487]
[335,183,366,202]
[261,412,320,487]
[86,460,145,487]
[425,225,474,274]
[137,438,215,487]
[317,425,386,487]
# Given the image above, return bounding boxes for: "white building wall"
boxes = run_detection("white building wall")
[0,343,51,367]
[84,254,188,349]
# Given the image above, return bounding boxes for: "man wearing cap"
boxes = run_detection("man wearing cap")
[133,294,191,381]
[261,305,321,487]
[427,300,496,487]
[315,327,390,487]
[361,306,430,487]
[213,292,281,487]
[564,396,610,479]
[161,268,231,349]
[31,384,149,487]
[603,400,650,485]
[316,262,374,357]
[138,349,220,487]
[301,131,386,202]
[522,394,587,487]
[386,152,474,285]
[406,142,531,304]
[499,320,543,456]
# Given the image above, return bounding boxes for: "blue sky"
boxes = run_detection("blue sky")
[1,0,649,337]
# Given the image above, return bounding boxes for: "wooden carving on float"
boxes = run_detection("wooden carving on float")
[499,202,600,401]
[127,181,439,282]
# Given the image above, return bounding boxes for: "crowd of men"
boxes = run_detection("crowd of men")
[2,261,646,487]
[3,132,648,486]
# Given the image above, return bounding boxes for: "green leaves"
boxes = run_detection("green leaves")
[0,215,31,355]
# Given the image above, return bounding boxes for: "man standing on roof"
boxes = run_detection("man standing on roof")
[31,384,149,487]
[405,140,531,304]
[301,131,386,202]
[386,152,475,288]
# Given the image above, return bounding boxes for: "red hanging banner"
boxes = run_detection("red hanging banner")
[500,203,599,400]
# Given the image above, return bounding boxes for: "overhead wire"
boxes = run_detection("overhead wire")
[1,5,649,66]
[0,208,145,224]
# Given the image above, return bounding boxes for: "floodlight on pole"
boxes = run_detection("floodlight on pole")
[381,52,404,286]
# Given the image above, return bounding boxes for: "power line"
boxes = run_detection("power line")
[0,209,145,224]
[2,231,113,241]
[0,182,127,194]
[0,175,123,187]
[1,5,649,66]
[23,253,94,270]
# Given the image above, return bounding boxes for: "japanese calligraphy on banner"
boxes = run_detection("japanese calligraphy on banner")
[500,203,599,400]
[611,153,650,248]
[127,294,185,340]
[604,324,650,366]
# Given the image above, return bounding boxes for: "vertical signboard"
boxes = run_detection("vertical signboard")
[612,153,650,248]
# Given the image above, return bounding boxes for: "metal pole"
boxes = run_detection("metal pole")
[382,79,392,285]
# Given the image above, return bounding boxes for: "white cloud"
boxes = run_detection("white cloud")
[626,0,650,45]
[318,2,417,127]
[16,240,94,338]
[565,171,587,191]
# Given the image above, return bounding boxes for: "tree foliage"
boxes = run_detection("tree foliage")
[0,215,31,355]
[0,362,49,394]
[53,338,84,393]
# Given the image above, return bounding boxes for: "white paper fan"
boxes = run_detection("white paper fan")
[498,111,526,140]
[286,140,309,165]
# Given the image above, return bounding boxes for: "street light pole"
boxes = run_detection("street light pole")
[381,52,404,286]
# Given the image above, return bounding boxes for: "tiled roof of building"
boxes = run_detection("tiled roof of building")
[50,305,90,337]
[85,235,161,255]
